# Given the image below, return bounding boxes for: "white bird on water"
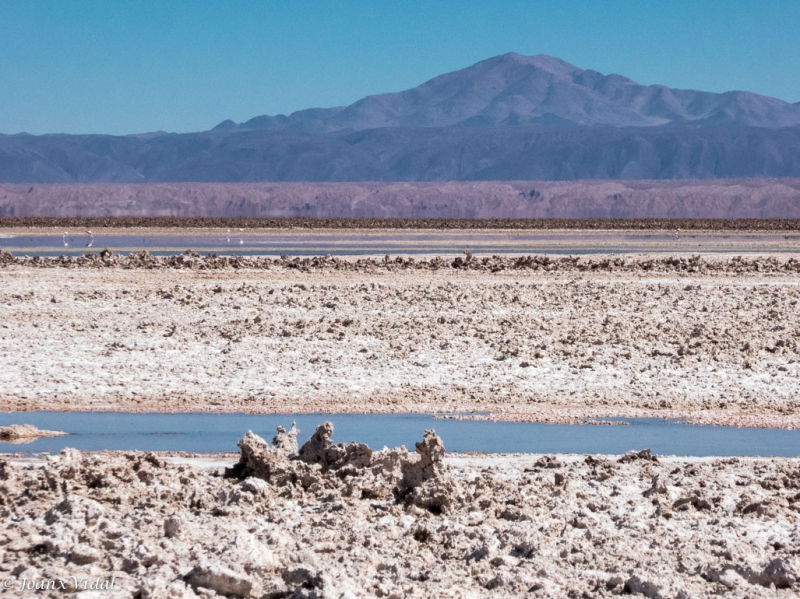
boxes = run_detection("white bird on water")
[62,232,68,247]
[85,230,94,248]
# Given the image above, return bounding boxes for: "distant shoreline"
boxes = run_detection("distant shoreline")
[2,217,800,230]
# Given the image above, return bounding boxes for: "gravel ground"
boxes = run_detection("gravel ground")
[0,252,799,427]
[0,426,798,598]
[3,217,800,230]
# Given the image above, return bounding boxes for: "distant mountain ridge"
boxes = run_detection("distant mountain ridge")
[217,53,800,132]
[2,53,800,184]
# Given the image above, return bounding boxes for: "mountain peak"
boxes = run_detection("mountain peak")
[493,52,582,77]
[213,119,237,131]
[219,54,800,132]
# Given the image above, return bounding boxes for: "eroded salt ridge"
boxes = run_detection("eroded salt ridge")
[3,249,800,274]
[0,423,798,598]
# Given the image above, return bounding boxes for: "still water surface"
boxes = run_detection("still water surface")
[1,413,799,456]
[2,232,798,256]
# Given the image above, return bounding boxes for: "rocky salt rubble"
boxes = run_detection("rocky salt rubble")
[0,425,799,598]
[0,425,67,443]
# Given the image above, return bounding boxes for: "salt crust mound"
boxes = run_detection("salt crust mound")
[0,423,798,597]
[0,424,67,443]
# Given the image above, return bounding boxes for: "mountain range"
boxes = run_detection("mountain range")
[2,53,800,183]
[218,53,800,132]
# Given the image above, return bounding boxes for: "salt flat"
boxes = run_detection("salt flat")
[1,251,798,428]
[1,247,799,596]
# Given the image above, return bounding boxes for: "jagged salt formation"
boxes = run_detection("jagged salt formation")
[229,423,458,515]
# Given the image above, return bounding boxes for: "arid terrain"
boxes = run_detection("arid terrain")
[2,179,800,220]
[0,426,798,598]
[6,30,800,599]
[1,247,799,428]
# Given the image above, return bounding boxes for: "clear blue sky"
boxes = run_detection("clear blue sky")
[2,0,798,135]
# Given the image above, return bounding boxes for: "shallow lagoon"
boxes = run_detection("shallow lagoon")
[1,412,799,456]
[2,231,799,256]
